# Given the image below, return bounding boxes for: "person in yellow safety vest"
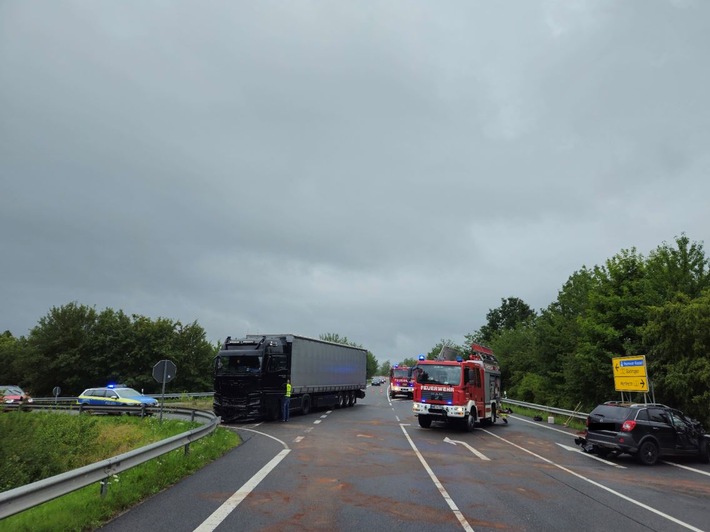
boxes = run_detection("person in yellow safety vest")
[282,379,292,422]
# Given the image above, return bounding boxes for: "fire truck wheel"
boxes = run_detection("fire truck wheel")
[418,415,432,428]
[466,414,476,432]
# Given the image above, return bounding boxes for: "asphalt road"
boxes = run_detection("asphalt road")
[100,385,710,531]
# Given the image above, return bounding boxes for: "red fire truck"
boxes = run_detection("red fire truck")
[412,343,503,431]
[389,364,414,399]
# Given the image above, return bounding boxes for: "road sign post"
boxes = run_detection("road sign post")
[153,359,177,422]
[52,386,61,406]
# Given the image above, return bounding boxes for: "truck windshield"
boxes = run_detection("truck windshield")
[415,365,461,386]
[215,354,263,376]
[392,368,409,379]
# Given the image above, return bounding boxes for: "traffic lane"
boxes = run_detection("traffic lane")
[212,394,471,531]
[406,415,707,532]
[376,396,709,531]
[99,423,286,532]
[489,415,710,530]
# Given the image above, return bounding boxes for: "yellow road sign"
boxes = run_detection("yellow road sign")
[614,376,649,393]
[612,356,647,378]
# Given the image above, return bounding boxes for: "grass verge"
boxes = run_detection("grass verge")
[0,409,239,532]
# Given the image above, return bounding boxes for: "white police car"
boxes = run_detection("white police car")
[77,385,159,407]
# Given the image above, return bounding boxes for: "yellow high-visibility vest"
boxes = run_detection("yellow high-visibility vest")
[285,383,292,397]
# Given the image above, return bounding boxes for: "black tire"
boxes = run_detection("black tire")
[466,414,476,432]
[699,439,710,464]
[637,440,659,465]
[337,393,345,408]
[301,395,311,416]
[418,415,432,428]
[347,392,354,407]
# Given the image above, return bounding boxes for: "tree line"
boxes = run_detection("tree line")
[0,308,381,397]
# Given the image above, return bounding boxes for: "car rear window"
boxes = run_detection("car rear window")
[590,405,631,421]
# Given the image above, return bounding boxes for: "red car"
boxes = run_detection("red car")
[0,385,33,404]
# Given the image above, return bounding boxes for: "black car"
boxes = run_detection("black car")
[575,402,710,465]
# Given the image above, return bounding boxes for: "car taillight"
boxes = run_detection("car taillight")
[621,420,636,432]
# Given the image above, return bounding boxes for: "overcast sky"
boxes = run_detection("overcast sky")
[2,1,709,366]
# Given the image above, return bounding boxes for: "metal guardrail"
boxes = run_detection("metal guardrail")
[502,398,589,421]
[28,391,215,403]
[0,404,220,519]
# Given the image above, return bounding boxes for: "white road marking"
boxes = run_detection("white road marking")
[444,437,490,461]
[662,460,710,477]
[482,429,703,532]
[555,443,627,469]
[400,424,474,532]
[195,429,290,532]
[294,436,304,443]
[313,419,322,424]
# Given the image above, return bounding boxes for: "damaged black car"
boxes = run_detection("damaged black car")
[575,402,710,465]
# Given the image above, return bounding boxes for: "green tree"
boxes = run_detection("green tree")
[21,302,215,396]
[488,323,536,401]
[379,360,391,377]
[645,234,710,301]
[536,267,596,406]
[0,331,29,386]
[366,352,379,379]
[643,290,710,426]
[22,302,100,395]
[477,297,536,344]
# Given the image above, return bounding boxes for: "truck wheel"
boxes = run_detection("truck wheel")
[466,414,476,432]
[347,392,355,407]
[637,440,659,465]
[301,395,311,416]
[418,416,432,428]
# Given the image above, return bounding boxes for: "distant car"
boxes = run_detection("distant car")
[0,385,33,404]
[371,377,381,386]
[77,386,159,407]
[575,402,710,465]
